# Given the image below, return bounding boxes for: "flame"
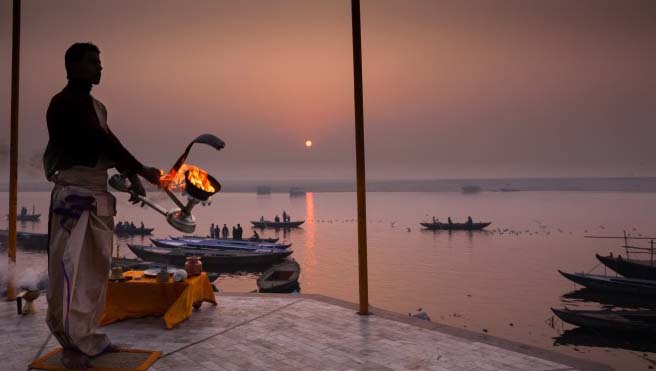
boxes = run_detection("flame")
[159,164,215,193]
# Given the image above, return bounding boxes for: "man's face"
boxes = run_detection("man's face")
[73,51,102,85]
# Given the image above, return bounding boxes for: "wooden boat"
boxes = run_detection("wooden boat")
[596,253,656,281]
[174,236,286,247]
[551,308,656,334]
[115,226,154,236]
[558,270,656,296]
[0,230,48,251]
[9,206,41,222]
[184,235,279,243]
[250,220,305,229]
[152,238,290,252]
[127,244,292,270]
[420,222,491,231]
[257,259,301,293]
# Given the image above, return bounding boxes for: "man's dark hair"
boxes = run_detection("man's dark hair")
[65,42,100,79]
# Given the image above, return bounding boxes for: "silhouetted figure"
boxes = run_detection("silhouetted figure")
[466,216,473,225]
[222,224,229,239]
[252,230,260,240]
[260,216,265,222]
[432,216,437,224]
[214,224,220,240]
[275,215,280,223]
[447,217,453,225]
[287,213,291,222]
[236,224,243,240]
[130,222,136,229]
[232,225,237,239]
[44,42,161,370]
[210,223,215,238]
[282,210,288,222]
[20,206,28,216]
[116,221,124,232]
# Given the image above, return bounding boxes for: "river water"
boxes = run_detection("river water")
[2,190,656,370]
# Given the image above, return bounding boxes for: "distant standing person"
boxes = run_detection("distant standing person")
[447,217,453,224]
[214,224,220,240]
[232,225,237,239]
[222,224,229,239]
[282,210,287,222]
[210,223,215,238]
[236,224,243,240]
[274,215,280,223]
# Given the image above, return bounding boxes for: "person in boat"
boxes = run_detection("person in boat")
[222,224,229,239]
[129,221,136,230]
[274,215,280,223]
[210,223,215,238]
[232,225,237,239]
[43,42,161,370]
[252,230,260,240]
[287,213,291,222]
[282,210,288,222]
[447,217,453,225]
[260,215,265,222]
[20,206,28,216]
[466,216,473,225]
[115,221,123,233]
[432,216,438,224]
[140,221,144,230]
[214,224,220,240]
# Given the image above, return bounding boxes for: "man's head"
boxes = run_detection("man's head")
[65,42,102,84]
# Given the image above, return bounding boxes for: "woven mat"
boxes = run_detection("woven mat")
[29,348,160,371]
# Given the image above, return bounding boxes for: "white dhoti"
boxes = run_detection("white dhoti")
[46,166,116,356]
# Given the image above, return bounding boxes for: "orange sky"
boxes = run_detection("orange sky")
[1,0,655,180]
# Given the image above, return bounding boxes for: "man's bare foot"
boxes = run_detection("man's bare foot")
[61,349,91,370]
[103,342,123,353]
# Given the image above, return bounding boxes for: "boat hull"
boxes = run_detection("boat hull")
[250,220,304,229]
[127,244,292,272]
[552,308,656,334]
[558,270,656,296]
[420,222,491,231]
[596,254,656,280]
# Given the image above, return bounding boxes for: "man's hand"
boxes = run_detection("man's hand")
[127,175,146,205]
[140,166,162,186]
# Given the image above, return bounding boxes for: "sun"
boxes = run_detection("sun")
[305,140,313,148]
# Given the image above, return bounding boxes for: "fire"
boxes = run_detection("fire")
[159,164,215,193]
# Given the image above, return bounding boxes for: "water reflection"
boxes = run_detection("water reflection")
[554,327,656,353]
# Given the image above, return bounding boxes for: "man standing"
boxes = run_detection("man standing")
[44,42,161,370]
[222,223,229,239]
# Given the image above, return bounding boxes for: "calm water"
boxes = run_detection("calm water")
[2,190,656,370]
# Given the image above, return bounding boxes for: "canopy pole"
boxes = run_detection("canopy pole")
[6,0,21,301]
[351,0,369,315]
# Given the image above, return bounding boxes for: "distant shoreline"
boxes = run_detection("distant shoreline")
[2,177,656,193]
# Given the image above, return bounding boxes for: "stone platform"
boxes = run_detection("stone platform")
[0,293,611,370]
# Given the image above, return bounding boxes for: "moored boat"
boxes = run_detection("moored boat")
[158,237,292,250]
[596,253,656,281]
[127,244,292,271]
[558,270,656,297]
[0,230,48,251]
[551,308,656,334]
[250,220,304,229]
[173,236,287,248]
[420,222,491,231]
[257,259,301,293]
[115,226,154,236]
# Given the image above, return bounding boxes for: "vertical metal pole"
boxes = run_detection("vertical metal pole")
[7,0,21,301]
[351,0,369,315]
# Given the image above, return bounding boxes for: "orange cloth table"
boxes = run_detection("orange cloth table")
[101,270,217,329]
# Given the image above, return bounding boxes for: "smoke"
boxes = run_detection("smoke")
[0,256,48,294]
